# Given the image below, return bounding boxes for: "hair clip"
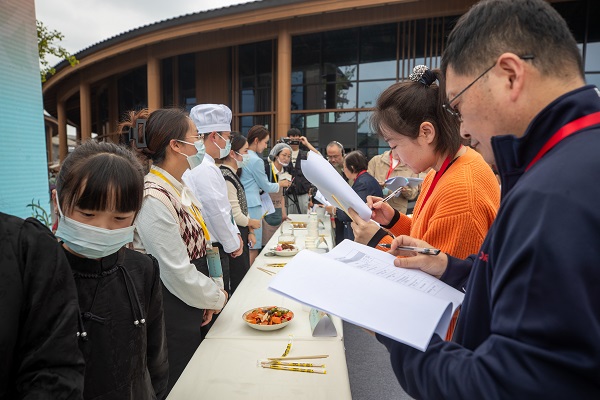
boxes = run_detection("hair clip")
[409,65,436,87]
[129,119,148,149]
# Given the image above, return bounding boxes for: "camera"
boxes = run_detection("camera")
[281,137,300,145]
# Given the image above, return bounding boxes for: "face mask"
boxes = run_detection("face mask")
[178,139,205,169]
[54,196,135,259]
[278,158,290,167]
[235,152,250,168]
[214,132,231,159]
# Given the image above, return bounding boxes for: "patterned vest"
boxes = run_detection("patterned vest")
[144,181,207,260]
[219,165,248,216]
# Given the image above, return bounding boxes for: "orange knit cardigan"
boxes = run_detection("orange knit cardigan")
[378,147,500,259]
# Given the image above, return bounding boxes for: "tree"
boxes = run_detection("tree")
[37,20,78,83]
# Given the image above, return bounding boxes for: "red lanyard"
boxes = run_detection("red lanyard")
[419,147,461,211]
[526,111,600,171]
[386,152,396,180]
[355,170,367,180]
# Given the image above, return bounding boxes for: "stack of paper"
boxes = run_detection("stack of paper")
[269,240,464,351]
[301,152,372,221]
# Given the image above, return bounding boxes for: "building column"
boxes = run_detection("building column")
[57,99,68,162]
[46,123,53,163]
[108,78,119,142]
[276,25,292,140]
[148,52,161,111]
[80,79,92,142]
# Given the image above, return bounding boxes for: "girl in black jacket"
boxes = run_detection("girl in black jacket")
[54,141,168,399]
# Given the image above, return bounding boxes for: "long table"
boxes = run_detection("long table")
[168,214,352,399]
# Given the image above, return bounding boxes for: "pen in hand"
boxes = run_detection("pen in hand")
[378,243,441,255]
[377,186,404,206]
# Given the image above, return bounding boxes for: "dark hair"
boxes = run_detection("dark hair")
[56,141,144,215]
[247,125,270,146]
[371,69,461,156]
[287,128,302,137]
[118,108,191,172]
[230,132,247,153]
[218,132,247,165]
[344,150,368,174]
[441,0,583,78]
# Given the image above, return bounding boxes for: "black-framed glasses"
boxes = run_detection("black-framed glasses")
[443,54,535,121]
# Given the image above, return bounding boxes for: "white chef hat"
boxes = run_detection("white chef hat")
[189,104,232,134]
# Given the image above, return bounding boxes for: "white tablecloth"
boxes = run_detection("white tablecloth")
[168,214,351,399]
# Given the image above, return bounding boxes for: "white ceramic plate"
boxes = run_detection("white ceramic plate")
[274,249,299,257]
[242,307,294,331]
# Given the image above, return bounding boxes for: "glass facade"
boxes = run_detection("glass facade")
[290,17,456,158]
[113,0,600,159]
[237,41,275,135]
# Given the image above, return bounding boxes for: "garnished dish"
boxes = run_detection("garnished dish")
[290,221,307,229]
[243,306,294,331]
[274,243,299,256]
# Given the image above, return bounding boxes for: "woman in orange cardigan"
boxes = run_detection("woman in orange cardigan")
[351,65,499,260]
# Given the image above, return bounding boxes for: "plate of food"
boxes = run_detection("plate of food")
[274,243,299,256]
[242,306,294,331]
[290,221,307,229]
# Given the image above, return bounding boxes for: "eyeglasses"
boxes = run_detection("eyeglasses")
[443,54,535,122]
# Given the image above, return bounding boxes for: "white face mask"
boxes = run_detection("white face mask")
[214,132,231,159]
[54,196,135,259]
[235,152,250,168]
[278,158,290,167]
[177,138,206,169]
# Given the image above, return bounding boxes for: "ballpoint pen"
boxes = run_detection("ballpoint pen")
[377,244,441,255]
[379,186,404,204]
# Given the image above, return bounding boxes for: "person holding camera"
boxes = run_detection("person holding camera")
[283,128,319,214]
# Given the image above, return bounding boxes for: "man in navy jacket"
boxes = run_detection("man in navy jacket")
[378,0,600,398]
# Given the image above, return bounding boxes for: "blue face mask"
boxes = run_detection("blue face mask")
[215,132,231,159]
[54,196,135,259]
[178,138,205,169]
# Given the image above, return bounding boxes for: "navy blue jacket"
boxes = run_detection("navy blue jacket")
[378,85,600,399]
[337,171,383,240]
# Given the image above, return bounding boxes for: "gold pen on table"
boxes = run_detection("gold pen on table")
[261,364,326,374]
[377,244,441,255]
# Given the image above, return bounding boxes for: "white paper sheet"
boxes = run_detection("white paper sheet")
[385,176,424,190]
[269,240,464,351]
[260,192,275,216]
[313,190,331,207]
[301,152,372,221]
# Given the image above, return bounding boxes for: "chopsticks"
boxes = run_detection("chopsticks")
[267,355,329,361]
[257,267,276,276]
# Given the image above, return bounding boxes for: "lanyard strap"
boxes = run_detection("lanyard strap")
[386,152,396,180]
[526,111,600,171]
[355,170,367,180]
[149,169,211,241]
[418,146,463,211]
[271,162,278,183]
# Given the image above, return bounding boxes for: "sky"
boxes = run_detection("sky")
[35,0,255,66]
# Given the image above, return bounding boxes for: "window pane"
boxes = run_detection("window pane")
[585,73,600,88]
[585,42,600,71]
[358,80,395,108]
[359,24,397,80]
[240,89,254,113]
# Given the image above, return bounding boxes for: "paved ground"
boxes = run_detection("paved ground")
[343,321,414,400]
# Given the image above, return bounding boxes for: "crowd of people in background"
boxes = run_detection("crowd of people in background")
[3,0,600,398]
